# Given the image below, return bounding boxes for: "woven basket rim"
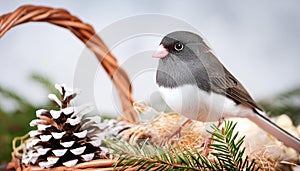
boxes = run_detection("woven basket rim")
[0,4,141,171]
[0,4,138,123]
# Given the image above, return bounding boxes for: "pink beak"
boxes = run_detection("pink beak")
[152,44,169,58]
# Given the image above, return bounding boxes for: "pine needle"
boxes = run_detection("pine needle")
[107,120,260,170]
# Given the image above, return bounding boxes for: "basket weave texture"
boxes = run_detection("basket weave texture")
[0,5,140,171]
[0,5,138,123]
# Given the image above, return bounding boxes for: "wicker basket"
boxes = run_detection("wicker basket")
[0,5,140,171]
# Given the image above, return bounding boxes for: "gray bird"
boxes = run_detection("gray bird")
[153,31,300,152]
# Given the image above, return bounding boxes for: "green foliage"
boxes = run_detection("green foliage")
[208,121,257,170]
[30,73,60,98]
[0,73,56,163]
[258,87,300,125]
[107,120,259,171]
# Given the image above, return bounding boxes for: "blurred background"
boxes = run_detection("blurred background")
[0,0,300,164]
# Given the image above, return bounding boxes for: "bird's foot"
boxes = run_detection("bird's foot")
[201,117,224,156]
[217,117,224,127]
[160,127,182,146]
[201,138,212,156]
[160,119,192,146]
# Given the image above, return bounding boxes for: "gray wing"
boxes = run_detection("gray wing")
[191,40,262,111]
[210,67,262,111]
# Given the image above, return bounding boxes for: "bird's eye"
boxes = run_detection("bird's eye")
[174,42,184,51]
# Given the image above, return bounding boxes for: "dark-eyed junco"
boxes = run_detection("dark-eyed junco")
[153,31,300,152]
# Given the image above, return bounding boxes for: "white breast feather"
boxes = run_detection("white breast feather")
[159,85,244,122]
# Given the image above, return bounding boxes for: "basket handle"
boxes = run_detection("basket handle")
[0,5,139,123]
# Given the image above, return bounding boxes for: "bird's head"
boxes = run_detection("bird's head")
[153,31,212,90]
[152,31,206,62]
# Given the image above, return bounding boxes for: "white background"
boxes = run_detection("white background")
[0,1,300,116]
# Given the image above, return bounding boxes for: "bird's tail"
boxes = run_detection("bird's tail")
[247,111,300,152]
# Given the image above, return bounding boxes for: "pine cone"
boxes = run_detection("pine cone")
[21,84,130,168]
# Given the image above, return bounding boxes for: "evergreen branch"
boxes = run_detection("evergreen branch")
[0,85,33,109]
[107,140,206,170]
[30,73,57,96]
[208,121,259,171]
[106,120,259,171]
[258,86,300,125]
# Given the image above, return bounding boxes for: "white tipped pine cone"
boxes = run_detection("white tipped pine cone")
[21,84,132,168]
